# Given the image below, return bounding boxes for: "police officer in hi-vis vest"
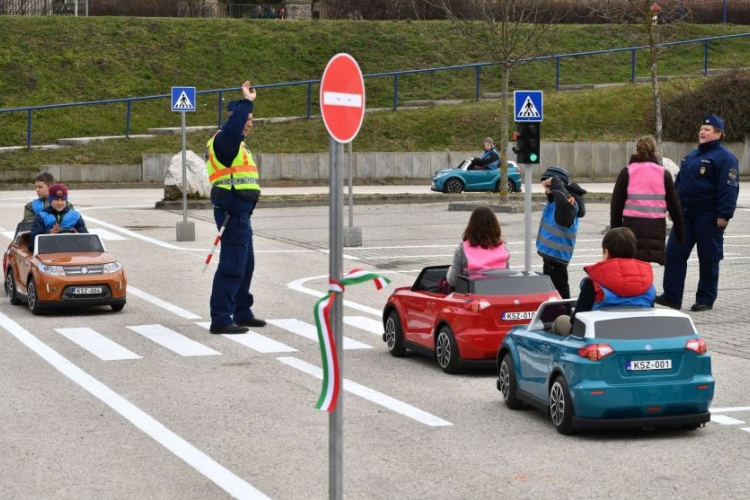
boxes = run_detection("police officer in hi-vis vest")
[205,81,266,334]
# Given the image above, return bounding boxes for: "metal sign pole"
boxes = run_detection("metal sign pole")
[523,163,533,273]
[328,136,344,500]
[347,141,353,228]
[181,111,188,224]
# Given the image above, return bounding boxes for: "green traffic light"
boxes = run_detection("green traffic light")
[529,153,539,162]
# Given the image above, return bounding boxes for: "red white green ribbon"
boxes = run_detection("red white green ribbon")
[313,269,390,412]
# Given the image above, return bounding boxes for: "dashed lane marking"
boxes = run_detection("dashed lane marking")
[277,356,452,428]
[56,327,141,361]
[344,315,384,335]
[711,414,746,425]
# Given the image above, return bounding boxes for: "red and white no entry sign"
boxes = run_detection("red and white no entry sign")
[320,53,365,144]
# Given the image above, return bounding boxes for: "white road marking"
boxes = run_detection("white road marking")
[711,414,746,425]
[322,91,362,108]
[710,406,750,413]
[287,275,383,317]
[277,357,452,428]
[2,230,14,239]
[268,318,371,350]
[128,324,220,357]
[88,227,128,241]
[195,322,297,353]
[0,311,270,500]
[741,428,750,434]
[56,327,141,361]
[344,316,384,335]
[82,215,184,250]
[127,286,202,320]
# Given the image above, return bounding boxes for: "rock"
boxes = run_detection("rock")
[163,150,211,201]
[663,157,680,179]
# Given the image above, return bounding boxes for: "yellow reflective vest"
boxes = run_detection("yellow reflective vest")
[205,134,260,192]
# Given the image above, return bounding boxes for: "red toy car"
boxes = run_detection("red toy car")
[382,265,561,373]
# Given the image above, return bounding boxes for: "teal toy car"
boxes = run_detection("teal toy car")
[431,158,522,193]
[496,299,714,434]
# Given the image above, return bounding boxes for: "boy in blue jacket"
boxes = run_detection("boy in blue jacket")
[29,184,88,252]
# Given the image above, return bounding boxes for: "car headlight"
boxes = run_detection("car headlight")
[103,261,122,274]
[39,265,65,276]
[433,171,449,179]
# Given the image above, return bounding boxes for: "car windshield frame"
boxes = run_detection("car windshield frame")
[35,233,106,255]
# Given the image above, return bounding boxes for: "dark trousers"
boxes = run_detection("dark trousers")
[209,193,257,329]
[662,210,724,307]
[543,258,570,299]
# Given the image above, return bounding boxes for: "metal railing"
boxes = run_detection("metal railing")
[0,32,747,149]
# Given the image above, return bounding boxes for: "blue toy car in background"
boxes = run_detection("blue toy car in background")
[431,158,522,193]
[496,299,714,434]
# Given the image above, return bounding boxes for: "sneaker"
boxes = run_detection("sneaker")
[654,295,680,310]
[209,324,250,334]
[235,317,267,328]
[690,303,713,312]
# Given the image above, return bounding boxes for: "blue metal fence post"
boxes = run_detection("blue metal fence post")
[631,49,636,83]
[555,57,561,91]
[307,82,312,118]
[217,91,224,128]
[126,100,132,138]
[475,65,481,101]
[393,73,399,111]
[704,41,709,75]
[26,109,32,149]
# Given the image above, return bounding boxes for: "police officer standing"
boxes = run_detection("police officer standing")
[655,114,740,312]
[205,81,266,334]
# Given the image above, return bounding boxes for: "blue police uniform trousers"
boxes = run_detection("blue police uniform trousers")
[662,209,724,307]
[210,191,257,329]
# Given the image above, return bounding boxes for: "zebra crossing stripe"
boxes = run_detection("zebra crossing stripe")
[267,318,372,350]
[127,325,220,357]
[712,414,746,425]
[56,327,141,361]
[343,315,383,335]
[195,322,297,353]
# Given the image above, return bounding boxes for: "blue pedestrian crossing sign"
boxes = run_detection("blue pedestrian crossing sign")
[514,90,543,122]
[171,86,196,112]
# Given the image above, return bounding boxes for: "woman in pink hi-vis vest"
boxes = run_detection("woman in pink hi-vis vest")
[610,135,684,265]
[446,206,510,287]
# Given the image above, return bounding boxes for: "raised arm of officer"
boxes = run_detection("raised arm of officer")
[213,81,256,167]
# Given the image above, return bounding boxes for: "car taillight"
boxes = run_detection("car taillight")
[463,299,491,313]
[685,338,707,354]
[578,344,615,361]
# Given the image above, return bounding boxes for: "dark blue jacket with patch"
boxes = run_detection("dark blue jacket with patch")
[676,139,739,220]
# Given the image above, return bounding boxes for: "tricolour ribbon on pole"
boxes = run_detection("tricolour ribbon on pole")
[313,269,390,412]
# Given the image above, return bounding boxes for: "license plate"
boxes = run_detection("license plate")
[626,359,672,371]
[71,287,102,295]
[502,311,535,321]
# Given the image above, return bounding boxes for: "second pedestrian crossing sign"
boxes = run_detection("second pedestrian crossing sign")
[171,86,196,112]
[514,90,543,122]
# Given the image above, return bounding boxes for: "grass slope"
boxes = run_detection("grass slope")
[0,18,748,171]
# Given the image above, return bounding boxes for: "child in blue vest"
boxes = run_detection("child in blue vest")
[29,184,88,252]
[23,172,55,221]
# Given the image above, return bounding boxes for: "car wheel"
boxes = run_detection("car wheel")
[549,375,575,435]
[111,303,125,312]
[443,178,464,194]
[435,325,460,374]
[26,277,42,315]
[384,310,406,357]
[5,268,22,305]
[499,353,523,410]
[508,180,517,193]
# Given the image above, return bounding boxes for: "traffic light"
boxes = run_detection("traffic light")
[512,122,541,164]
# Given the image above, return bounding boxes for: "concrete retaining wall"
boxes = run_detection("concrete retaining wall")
[1,140,744,185]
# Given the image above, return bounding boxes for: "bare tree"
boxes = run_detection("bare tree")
[424,0,570,197]
[588,0,687,155]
